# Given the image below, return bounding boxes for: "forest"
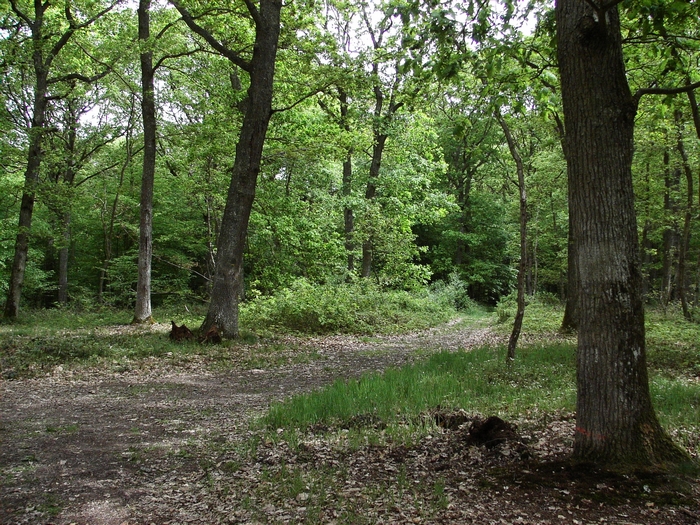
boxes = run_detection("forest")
[1,0,697,323]
[1,0,700,522]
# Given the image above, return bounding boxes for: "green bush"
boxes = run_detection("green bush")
[430,272,477,311]
[240,279,455,335]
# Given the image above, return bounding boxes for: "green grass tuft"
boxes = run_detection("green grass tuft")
[261,344,578,432]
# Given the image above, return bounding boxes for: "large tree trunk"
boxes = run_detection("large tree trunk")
[133,0,156,324]
[556,0,686,466]
[198,0,282,338]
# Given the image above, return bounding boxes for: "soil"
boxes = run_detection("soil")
[1,321,698,525]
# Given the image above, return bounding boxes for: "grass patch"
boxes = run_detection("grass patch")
[646,308,700,378]
[260,340,699,458]
[261,344,578,433]
[0,285,467,378]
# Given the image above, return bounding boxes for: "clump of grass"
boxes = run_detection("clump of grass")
[646,308,700,378]
[240,278,456,335]
[493,292,564,331]
[260,344,578,432]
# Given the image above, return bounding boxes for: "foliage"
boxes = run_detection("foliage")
[240,279,455,335]
[428,272,477,311]
[0,0,698,321]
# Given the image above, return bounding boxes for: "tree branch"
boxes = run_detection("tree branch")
[47,1,120,66]
[634,80,700,105]
[271,82,335,114]
[599,0,627,11]
[153,48,202,72]
[48,69,110,85]
[169,0,251,72]
[242,0,261,27]
[8,0,32,27]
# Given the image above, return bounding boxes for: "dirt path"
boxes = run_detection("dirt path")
[1,321,505,524]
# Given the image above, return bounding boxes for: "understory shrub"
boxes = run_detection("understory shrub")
[240,278,455,334]
[430,272,477,311]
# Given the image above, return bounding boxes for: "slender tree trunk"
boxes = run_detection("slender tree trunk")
[339,89,355,274]
[496,111,527,361]
[675,110,694,321]
[99,117,134,302]
[133,0,156,324]
[555,112,578,333]
[556,0,686,466]
[361,134,387,278]
[57,210,71,305]
[453,176,473,267]
[4,58,47,318]
[661,150,680,306]
[343,153,355,273]
[56,110,78,306]
[196,0,282,338]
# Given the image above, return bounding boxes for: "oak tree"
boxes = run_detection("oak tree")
[556,0,690,465]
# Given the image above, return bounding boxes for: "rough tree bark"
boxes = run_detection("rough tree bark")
[172,0,282,338]
[3,2,50,318]
[133,0,156,324]
[556,0,688,466]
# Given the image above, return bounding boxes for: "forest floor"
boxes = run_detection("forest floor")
[1,319,698,525]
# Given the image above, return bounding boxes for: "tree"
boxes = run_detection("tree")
[495,109,527,361]
[133,0,157,324]
[3,0,115,318]
[171,0,283,338]
[42,88,122,305]
[133,0,198,324]
[556,0,689,465]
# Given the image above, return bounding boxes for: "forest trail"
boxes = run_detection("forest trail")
[0,319,502,524]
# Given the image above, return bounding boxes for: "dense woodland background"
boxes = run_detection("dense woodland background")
[0,0,698,320]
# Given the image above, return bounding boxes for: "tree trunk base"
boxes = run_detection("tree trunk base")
[131,316,155,325]
[573,425,693,472]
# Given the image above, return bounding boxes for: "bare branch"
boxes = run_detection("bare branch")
[271,82,335,114]
[48,69,110,85]
[153,48,202,72]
